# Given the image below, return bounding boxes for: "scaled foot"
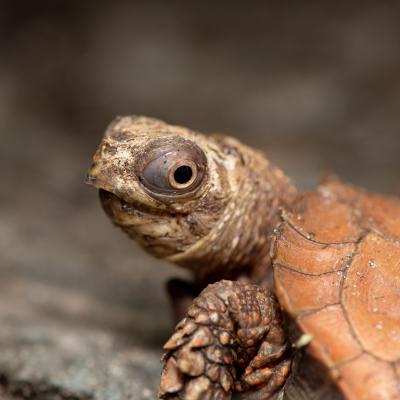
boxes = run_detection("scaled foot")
[159,280,291,399]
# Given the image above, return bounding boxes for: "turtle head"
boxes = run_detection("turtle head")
[86,116,235,259]
[87,116,297,280]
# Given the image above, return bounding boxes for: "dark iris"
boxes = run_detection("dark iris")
[174,165,193,184]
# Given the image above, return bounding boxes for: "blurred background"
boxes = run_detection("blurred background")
[0,2,400,399]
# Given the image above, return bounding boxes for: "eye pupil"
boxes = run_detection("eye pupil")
[168,160,197,190]
[173,165,193,184]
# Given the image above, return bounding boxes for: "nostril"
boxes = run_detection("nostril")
[85,174,98,184]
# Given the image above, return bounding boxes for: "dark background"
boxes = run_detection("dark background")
[0,2,400,399]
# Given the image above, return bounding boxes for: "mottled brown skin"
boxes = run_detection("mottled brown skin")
[87,116,400,400]
[88,116,296,285]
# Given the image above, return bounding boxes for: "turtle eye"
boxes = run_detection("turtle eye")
[140,143,206,196]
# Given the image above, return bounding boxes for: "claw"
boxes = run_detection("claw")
[160,280,291,399]
[160,357,184,396]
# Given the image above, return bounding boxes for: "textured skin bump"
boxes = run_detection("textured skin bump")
[273,178,400,400]
[160,280,290,399]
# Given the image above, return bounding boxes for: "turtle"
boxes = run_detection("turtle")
[86,116,400,400]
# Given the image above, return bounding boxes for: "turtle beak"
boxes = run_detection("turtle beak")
[85,160,110,191]
[85,144,103,187]
[84,155,123,197]
[85,172,98,186]
[85,161,101,187]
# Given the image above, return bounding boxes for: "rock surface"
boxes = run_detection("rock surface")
[0,276,163,399]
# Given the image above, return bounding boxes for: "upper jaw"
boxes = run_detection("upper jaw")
[85,160,105,189]
[85,173,98,186]
[85,162,123,197]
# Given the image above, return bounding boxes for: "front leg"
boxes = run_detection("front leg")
[159,280,291,399]
[167,278,202,323]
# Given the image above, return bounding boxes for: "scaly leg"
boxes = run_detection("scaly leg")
[167,278,201,323]
[159,280,291,399]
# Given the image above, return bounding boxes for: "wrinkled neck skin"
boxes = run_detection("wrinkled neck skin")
[168,137,299,283]
[89,116,299,285]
